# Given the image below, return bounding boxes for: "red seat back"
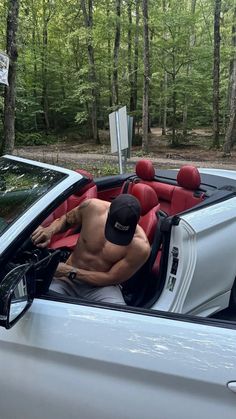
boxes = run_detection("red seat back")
[135,159,155,180]
[132,160,204,215]
[42,201,68,228]
[48,169,97,249]
[131,183,160,244]
[134,159,174,214]
[67,169,97,211]
[51,185,160,250]
[170,165,204,214]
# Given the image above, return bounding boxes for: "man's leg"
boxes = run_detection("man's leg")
[50,279,126,305]
[83,284,126,305]
[50,279,77,296]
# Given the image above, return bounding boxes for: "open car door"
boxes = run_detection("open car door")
[0,298,236,419]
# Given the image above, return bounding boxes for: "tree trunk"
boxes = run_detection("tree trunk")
[41,0,50,133]
[81,0,99,143]
[171,49,177,147]
[142,0,150,153]
[112,0,121,107]
[32,26,38,130]
[128,0,140,140]
[223,95,236,155]
[107,4,112,108]
[182,0,197,137]
[2,0,19,154]
[172,74,177,146]
[31,0,39,130]
[223,6,236,154]
[127,0,132,110]
[162,71,168,135]
[212,0,221,149]
[131,0,140,138]
[161,0,168,136]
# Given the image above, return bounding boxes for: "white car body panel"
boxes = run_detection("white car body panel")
[0,299,236,419]
[199,167,236,180]
[154,197,236,316]
[1,157,236,417]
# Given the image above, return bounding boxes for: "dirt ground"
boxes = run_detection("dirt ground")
[13,127,236,176]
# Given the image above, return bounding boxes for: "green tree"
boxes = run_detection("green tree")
[2,0,20,154]
[212,0,221,149]
[142,0,150,152]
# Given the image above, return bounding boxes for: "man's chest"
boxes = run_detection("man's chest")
[79,227,126,264]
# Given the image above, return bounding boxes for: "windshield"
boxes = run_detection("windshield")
[0,158,67,234]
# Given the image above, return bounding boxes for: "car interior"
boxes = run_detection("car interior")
[20,159,206,307]
[6,159,220,311]
[48,159,205,249]
[3,157,236,325]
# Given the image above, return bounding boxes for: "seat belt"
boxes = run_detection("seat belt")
[147,210,167,271]
[122,177,140,194]
[122,179,131,194]
[122,210,166,307]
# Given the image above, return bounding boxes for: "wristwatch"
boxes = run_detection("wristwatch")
[68,269,77,281]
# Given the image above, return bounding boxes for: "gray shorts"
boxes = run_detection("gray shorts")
[50,278,126,305]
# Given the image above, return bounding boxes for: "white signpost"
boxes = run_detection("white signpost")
[0,52,9,86]
[109,106,132,174]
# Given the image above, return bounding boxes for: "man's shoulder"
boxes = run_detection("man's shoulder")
[80,198,110,212]
[129,230,150,260]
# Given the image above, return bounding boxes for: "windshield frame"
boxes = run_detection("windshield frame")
[0,156,83,254]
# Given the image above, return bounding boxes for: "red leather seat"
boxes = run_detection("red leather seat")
[170,165,204,214]
[66,169,97,212]
[135,159,156,180]
[126,160,204,215]
[121,159,156,194]
[131,183,160,244]
[42,201,69,243]
[48,169,97,250]
[121,183,161,306]
[42,201,68,228]
[129,159,174,214]
[49,232,80,250]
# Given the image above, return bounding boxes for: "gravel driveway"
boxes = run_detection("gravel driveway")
[12,146,236,173]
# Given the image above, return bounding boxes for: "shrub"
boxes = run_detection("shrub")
[16,132,58,146]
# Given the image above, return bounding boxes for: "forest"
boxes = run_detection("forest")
[0,0,236,155]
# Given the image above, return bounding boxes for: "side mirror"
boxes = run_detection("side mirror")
[0,264,35,329]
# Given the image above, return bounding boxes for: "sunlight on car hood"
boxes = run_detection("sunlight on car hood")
[199,168,236,180]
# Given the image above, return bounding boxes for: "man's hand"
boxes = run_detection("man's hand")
[54,263,80,294]
[31,226,53,248]
[54,262,73,280]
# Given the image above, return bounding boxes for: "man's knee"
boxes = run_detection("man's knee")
[93,285,126,305]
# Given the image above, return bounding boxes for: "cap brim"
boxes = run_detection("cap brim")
[104,217,135,246]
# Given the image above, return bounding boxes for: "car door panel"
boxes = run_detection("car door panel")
[160,198,236,315]
[0,299,236,419]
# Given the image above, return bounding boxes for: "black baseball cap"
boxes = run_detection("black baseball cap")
[105,194,141,246]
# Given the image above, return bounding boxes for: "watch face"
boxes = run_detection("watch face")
[68,271,77,281]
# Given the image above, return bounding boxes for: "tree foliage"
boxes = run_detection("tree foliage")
[0,0,235,149]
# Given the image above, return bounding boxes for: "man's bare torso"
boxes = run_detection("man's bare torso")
[66,199,148,273]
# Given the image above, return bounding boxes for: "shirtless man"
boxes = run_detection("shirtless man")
[31,194,150,305]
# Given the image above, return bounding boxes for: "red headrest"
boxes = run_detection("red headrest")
[74,169,95,196]
[131,183,159,216]
[135,159,155,180]
[177,165,201,190]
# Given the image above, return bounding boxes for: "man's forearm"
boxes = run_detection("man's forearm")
[75,267,119,287]
[49,215,69,235]
[31,215,69,247]
[55,262,120,287]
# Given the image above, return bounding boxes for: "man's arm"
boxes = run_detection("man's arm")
[31,199,91,248]
[56,243,150,286]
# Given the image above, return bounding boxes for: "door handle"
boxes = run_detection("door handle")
[227,382,236,393]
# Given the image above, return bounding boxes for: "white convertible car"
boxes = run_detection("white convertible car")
[0,155,236,419]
